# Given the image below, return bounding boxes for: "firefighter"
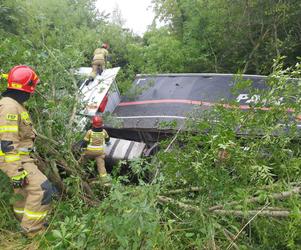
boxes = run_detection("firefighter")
[0,65,55,237]
[80,115,110,185]
[88,43,109,82]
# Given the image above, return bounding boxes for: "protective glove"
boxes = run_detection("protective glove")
[80,140,88,149]
[11,169,29,189]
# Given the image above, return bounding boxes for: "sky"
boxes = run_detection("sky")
[96,0,155,35]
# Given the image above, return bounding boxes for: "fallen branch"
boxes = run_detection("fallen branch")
[158,195,293,218]
[265,206,288,211]
[209,186,300,211]
[157,195,199,212]
[34,153,65,192]
[213,209,289,218]
[163,187,202,195]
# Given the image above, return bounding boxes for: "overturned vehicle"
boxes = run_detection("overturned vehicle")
[75,67,301,166]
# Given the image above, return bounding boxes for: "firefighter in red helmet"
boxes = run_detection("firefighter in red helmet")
[80,115,111,185]
[88,42,109,83]
[0,65,56,237]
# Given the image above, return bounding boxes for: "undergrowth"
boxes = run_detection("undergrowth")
[1,55,301,250]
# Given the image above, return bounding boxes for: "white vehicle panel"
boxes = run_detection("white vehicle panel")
[79,67,120,116]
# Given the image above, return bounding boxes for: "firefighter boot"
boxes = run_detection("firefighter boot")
[97,68,103,76]
[85,77,94,85]
[25,226,47,239]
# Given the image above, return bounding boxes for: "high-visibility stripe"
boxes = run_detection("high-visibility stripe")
[4,154,20,162]
[18,148,32,155]
[24,209,48,220]
[0,149,30,157]
[10,83,22,89]
[87,145,103,151]
[14,208,24,214]
[0,126,18,133]
[87,145,104,149]
[87,147,104,151]
[19,151,30,155]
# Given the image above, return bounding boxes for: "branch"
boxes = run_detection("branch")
[42,43,80,128]
[243,28,270,73]
[158,196,294,218]
[265,206,289,211]
[68,79,80,127]
[213,209,289,218]
[164,125,183,152]
[157,195,199,212]
[163,187,202,195]
[209,186,301,211]
[36,132,60,146]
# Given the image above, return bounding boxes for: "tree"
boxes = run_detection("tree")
[151,0,301,74]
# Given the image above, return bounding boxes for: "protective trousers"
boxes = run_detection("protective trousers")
[2,158,51,233]
[90,59,105,79]
[83,150,107,176]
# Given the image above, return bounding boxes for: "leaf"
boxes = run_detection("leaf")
[185,233,195,238]
[52,229,63,239]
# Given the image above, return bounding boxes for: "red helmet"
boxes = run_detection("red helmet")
[92,115,103,128]
[102,43,109,49]
[7,65,40,94]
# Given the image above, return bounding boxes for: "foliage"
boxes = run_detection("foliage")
[153,61,301,249]
[151,0,301,74]
[1,0,301,249]
[38,184,172,250]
